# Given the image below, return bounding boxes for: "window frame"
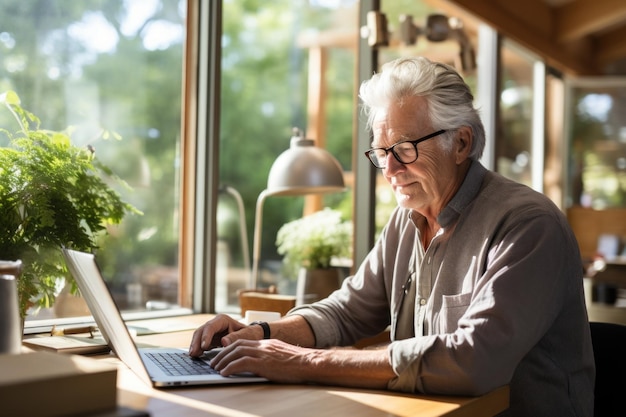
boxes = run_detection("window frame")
[183,0,222,313]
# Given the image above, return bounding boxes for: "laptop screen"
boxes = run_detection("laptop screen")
[62,249,152,385]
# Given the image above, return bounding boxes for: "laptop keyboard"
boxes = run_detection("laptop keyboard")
[146,352,219,376]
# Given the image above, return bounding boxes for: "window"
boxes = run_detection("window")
[566,78,626,209]
[1,0,187,325]
[215,0,358,312]
[3,0,359,325]
[496,40,541,189]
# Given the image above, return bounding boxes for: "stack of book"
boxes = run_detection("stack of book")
[0,351,118,416]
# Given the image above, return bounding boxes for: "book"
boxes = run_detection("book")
[0,351,118,417]
[23,334,110,355]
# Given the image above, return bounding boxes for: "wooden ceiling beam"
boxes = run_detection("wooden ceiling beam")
[493,0,553,39]
[556,0,626,42]
[436,0,597,75]
[595,25,626,67]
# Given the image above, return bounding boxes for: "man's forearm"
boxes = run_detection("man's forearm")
[304,347,395,389]
[269,315,395,389]
[269,314,316,347]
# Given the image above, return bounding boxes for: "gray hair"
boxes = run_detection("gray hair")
[359,57,485,160]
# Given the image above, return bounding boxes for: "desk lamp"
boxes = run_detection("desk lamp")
[249,127,345,288]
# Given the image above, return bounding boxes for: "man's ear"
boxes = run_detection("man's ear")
[454,126,473,164]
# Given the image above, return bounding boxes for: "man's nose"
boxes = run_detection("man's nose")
[385,152,404,173]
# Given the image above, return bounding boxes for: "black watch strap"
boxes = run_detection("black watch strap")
[250,321,271,339]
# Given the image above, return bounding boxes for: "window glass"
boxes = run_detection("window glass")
[217,0,357,311]
[567,80,626,209]
[0,0,186,324]
[497,40,535,187]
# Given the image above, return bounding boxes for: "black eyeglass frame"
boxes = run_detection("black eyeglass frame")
[364,129,447,169]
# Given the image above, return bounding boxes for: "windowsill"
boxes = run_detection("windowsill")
[23,307,194,335]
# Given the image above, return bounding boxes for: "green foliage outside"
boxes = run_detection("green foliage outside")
[0,1,185,304]
[218,0,356,267]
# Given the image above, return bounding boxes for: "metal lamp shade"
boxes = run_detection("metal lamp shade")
[266,134,345,197]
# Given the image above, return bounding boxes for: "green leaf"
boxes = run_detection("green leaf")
[0,90,20,106]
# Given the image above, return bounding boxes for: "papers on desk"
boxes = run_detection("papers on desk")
[23,334,110,355]
[23,318,199,355]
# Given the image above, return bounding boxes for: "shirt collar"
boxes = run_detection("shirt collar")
[436,160,487,228]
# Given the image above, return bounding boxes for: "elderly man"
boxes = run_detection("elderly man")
[189,57,595,416]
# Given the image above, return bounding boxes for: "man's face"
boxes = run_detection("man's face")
[371,96,463,217]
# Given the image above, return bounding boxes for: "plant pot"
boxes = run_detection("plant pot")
[54,284,91,318]
[296,267,344,306]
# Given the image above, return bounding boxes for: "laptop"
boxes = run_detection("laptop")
[62,248,267,387]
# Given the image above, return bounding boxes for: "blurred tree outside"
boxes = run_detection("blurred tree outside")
[218,0,357,286]
[0,0,185,314]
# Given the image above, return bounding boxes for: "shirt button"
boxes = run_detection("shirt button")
[427,257,431,264]
[419,298,427,305]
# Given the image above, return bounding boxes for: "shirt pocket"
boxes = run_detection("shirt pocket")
[440,292,472,330]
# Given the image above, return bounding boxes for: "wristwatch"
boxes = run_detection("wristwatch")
[249,321,271,339]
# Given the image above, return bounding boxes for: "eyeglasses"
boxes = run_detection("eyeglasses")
[364,129,447,169]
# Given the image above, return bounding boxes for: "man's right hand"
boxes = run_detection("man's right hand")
[188,313,265,357]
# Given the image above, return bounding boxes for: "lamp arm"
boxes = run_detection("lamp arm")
[223,186,250,271]
[250,189,271,289]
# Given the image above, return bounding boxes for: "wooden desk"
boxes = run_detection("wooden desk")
[108,315,509,417]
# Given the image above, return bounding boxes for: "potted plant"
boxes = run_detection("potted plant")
[275,208,352,304]
[0,90,139,320]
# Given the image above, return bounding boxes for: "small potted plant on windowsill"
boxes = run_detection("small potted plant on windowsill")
[0,90,140,321]
[276,208,352,305]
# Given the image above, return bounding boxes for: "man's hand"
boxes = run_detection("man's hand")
[188,314,264,357]
[209,338,394,389]
[209,338,315,383]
